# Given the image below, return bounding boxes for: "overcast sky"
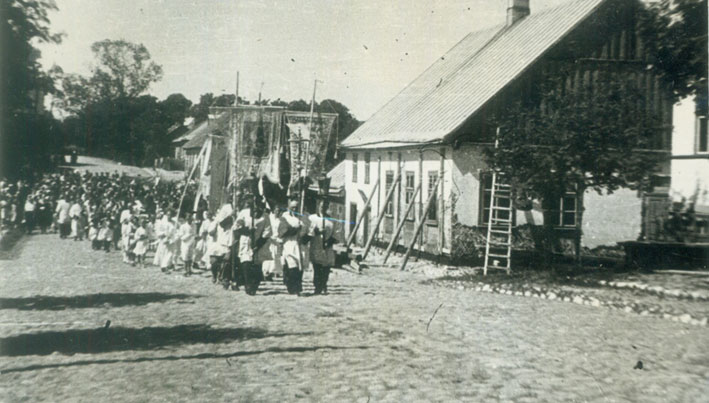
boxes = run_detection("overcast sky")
[37,0,570,120]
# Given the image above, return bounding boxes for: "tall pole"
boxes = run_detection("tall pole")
[235,71,240,106]
[300,79,318,214]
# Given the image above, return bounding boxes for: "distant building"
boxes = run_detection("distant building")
[170,117,197,161]
[181,121,212,172]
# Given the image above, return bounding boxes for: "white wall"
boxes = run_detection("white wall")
[450,144,642,249]
[671,96,709,210]
[582,188,642,248]
[344,147,453,253]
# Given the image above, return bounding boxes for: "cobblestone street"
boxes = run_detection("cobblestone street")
[1,234,708,402]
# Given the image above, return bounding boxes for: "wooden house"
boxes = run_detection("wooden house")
[339,0,673,259]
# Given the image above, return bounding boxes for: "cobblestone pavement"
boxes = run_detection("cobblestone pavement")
[1,234,708,402]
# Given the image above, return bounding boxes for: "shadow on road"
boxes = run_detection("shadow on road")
[0,228,26,260]
[0,344,371,374]
[0,324,313,357]
[0,292,199,311]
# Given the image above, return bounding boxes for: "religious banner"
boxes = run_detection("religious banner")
[284,110,337,187]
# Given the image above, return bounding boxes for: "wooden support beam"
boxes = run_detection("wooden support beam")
[383,181,421,264]
[345,177,380,249]
[400,175,440,271]
[362,173,401,261]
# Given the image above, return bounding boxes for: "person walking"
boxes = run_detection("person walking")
[55,195,71,239]
[133,218,148,268]
[279,199,309,295]
[69,199,83,241]
[23,196,36,234]
[121,212,135,264]
[309,200,336,295]
[178,214,196,276]
[211,204,236,288]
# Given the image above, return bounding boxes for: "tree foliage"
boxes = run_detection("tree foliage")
[54,40,180,165]
[1,0,63,178]
[640,0,708,102]
[487,75,664,202]
[485,72,665,259]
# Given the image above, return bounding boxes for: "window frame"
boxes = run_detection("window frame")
[384,170,394,216]
[426,170,439,224]
[478,172,515,227]
[364,152,371,184]
[404,171,416,221]
[542,190,580,228]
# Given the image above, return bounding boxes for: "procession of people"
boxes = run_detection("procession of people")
[1,169,339,297]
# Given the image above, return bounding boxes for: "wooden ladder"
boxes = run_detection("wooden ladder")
[483,171,513,275]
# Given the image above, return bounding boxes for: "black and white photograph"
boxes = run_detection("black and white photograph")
[1,0,708,401]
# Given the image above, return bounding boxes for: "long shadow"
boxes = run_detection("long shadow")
[0,293,199,311]
[0,344,372,374]
[0,324,314,357]
[0,228,26,260]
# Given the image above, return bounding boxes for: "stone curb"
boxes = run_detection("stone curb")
[448,281,708,327]
[590,280,709,302]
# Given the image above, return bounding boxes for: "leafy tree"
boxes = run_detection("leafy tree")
[190,93,243,122]
[189,93,215,123]
[1,0,63,178]
[317,98,362,169]
[486,73,665,263]
[640,0,707,102]
[56,39,168,165]
[287,99,311,112]
[160,93,192,128]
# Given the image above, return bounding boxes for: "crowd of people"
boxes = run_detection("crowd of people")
[1,170,338,297]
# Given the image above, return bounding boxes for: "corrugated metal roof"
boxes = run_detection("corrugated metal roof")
[308,160,345,194]
[342,0,608,149]
[327,160,345,190]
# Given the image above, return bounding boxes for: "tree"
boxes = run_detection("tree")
[640,0,707,102]
[189,93,242,123]
[1,0,63,178]
[485,74,665,264]
[56,39,166,165]
[160,93,192,128]
[87,39,163,100]
[318,98,362,170]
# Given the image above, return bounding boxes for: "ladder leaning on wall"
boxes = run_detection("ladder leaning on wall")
[483,137,513,275]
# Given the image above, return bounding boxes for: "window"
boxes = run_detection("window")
[364,152,371,184]
[543,192,580,228]
[352,153,358,183]
[479,173,512,226]
[405,171,415,220]
[698,116,708,153]
[385,171,394,216]
[427,171,439,222]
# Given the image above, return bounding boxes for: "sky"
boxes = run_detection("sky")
[37,0,570,121]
